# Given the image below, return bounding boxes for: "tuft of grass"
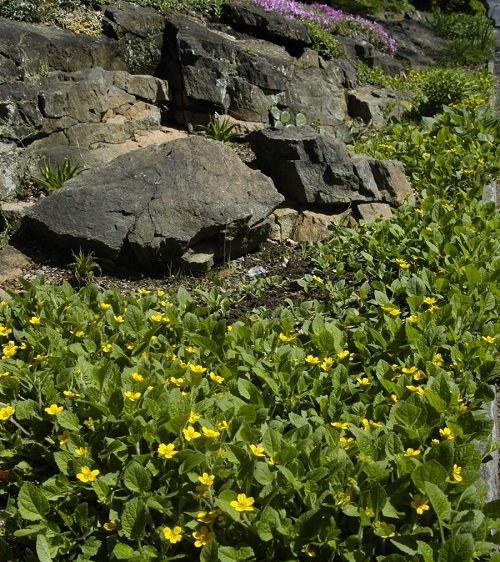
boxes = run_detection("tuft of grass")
[31,158,83,193]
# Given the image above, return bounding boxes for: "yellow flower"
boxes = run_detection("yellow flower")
[102,343,112,353]
[396,258,410,270]
[29,316,41,326]
[2,341,18,359]
[197,510,218,523]
[137,289,151,296]
[74,330,85,338]
[188,363,207,374]
[339,436,356,450]
[192,526,215,548]
[76,466,100,483]
[408,314,419,323]
[402,366,417,375]
[57,431,70,445]
[361,418,382,430]
[423,296,437,306]
[249,444,265,457]
[169,377,184,387]
[0,325,12,337]
[124,391,141,402]
[382,305,401,316]
[482,335,495,344]
[305,355,320,365]
[278,332,296,343]
[216,420,229,431]
[113,315,125,324]
[150,312,166,323]
[320,357,334,371]
[198,472,215,486]
[404,448,421,457]
[0,405,15,421]
[411,494,430,515]
[337,350,349,360]
[131,372,143,382]
[390,393,398,404]
[412,370,426,381]
[439,427,454,440]
[432,353,444,366]
[100,303,111,310]
[163,526,182,544]
[431,438,440,446]
[230,493,255,512]
[331,421,349,430]
[156,289,165,297]
[185,346,197,354]
[452,464,462,482]
[63,390,80,398]
[158,442,178,459]
[74,446,88,457]
[103,520,117,532]
[45,404,63,415]
[209,371,224,384]
[406,385,425,396]
[201,427,220,438]
[188,411,201,424]
[183,426,201,441]
[357,377,370,386]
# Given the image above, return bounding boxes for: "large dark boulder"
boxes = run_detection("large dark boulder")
[0,17,126,82]
[162,14,346,129]
[25,137,284,272]
[220,2,312,49]
[249,126,414,206]
[102,2,167,75]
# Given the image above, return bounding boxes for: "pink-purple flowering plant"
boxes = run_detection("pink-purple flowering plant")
[249,0,396,54]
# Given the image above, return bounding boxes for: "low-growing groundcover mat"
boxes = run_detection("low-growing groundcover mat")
[1,44,500,562]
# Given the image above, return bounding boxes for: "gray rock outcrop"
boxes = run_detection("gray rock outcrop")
[25,137,284,272]
[249,126,414,206]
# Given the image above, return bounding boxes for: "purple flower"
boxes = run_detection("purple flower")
[250,0,396,54]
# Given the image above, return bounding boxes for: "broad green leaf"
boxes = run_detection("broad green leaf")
[36,535,52,562]
[56,410,81,432]
[18,482,50,521]
[183,312,199,332]
[13,399,38,420]
[200,540,219,562]
[123,461,152,493]
[112,543,139,560]
[438,533,474,562]
[120,497,147,540]
[256,506,281,541]
[417,540,434,562]
[178,451,206,474]
[412,460,447,492]
[218,546,255,562]
[425,481,451,523]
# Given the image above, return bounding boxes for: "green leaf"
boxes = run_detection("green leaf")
[425,481,451,523]
[56,410,81,432]
[412,460,447,492]
[417,541,434,562]
[36,535,52,562]
[438,533,474,562]
[120,497,147,540]
[18,482,50,521]
[123,461,152,493]
[256,506,281,541]
[178,451,206,474]
[218,546,255,562]
[201,540,219,562]
[13,399,38,420]
[112,543,139,560]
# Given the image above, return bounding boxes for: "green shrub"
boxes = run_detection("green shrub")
[307,21,343,60]
[431,10,494,66]
[320,0,412,15]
